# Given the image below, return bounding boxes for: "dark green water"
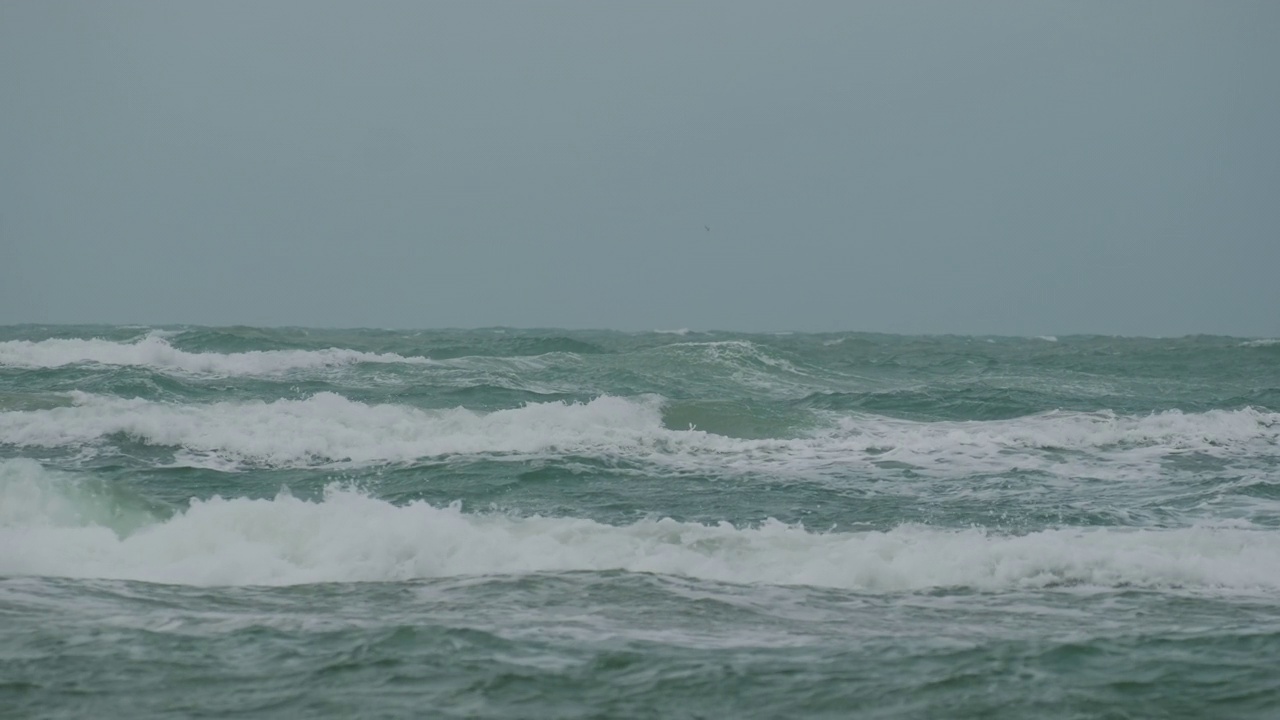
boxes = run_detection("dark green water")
[2,327,1278,718]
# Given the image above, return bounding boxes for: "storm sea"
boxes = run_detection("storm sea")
[1,325,1277,718]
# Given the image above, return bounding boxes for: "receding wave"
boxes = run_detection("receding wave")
[1,460,1275,590]
[1,392,1276,474]
[0,335,434,375]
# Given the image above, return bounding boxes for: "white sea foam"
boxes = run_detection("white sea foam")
[1,460,1276,590]
[0,392,667,467]
[0,335,433,376]
[1241,338,1280,347]
[0,393,1276,476]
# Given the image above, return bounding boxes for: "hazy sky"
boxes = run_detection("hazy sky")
[3,1,1277,335]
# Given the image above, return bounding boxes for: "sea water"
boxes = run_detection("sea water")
[1,326,1278,718]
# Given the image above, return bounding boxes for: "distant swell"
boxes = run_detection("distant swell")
[0,335,433,375]
[1,460,1275,590]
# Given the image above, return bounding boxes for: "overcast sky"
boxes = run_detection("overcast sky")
[2,1,1277,335]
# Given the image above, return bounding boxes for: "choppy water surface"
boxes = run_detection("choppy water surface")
[2,326,1278,717]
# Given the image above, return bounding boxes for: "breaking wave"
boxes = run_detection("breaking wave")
[0,392,1276,475]
[0,335,433,376]
[1,459,1275,590]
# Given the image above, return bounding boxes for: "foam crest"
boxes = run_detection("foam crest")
[0,335,433,375]
[2,466,1276,590]
[0,392,665,467]
[828,406,1280,464]
[0,459,89,528]
[0,459,159,535]
[1,393,1276,474]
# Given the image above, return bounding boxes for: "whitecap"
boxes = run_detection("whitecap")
[0,334,433,376]
[2,461,1276,591]
[1,393,1276,478]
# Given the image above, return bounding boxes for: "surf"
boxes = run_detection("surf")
[3,459,1276,591]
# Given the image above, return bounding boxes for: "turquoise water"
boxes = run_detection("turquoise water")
[2,326,1278,718]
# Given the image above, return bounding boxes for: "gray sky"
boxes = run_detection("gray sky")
[2,1,1277,335]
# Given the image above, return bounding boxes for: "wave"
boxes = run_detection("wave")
[647,340,836,398]
[0,334,434,376]
[0,392,667,468]
[1,459,1275,590]
[1,392,1276,473]
[658,340,801,371]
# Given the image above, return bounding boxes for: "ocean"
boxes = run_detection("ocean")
[1,326,1277,718]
